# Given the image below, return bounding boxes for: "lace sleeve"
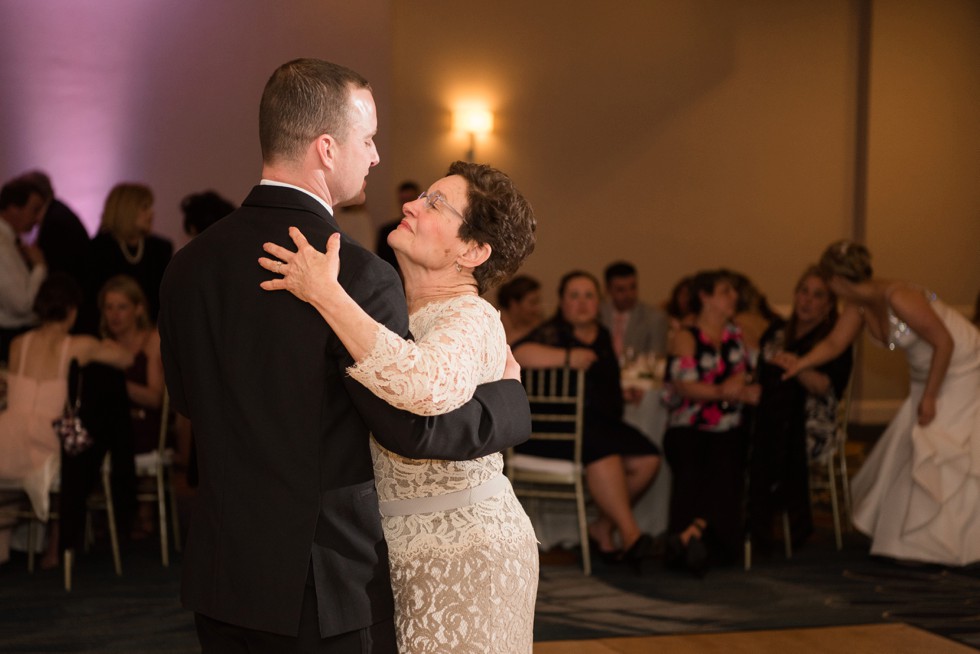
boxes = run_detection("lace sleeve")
[347,296,506,416]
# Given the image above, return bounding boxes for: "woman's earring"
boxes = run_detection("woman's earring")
[455,262,462,273]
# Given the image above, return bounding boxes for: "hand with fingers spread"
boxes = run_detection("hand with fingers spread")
[259,227,343,308]
[259,227,379,362]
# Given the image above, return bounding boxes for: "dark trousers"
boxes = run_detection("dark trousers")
[195,563,397,653]
[60,363,136,551]
[664,426,747,564]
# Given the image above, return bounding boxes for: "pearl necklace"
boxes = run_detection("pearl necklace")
[118,237,145,265]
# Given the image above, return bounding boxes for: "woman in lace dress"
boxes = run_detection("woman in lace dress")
[783,240,980,566]
[260,161,538,652]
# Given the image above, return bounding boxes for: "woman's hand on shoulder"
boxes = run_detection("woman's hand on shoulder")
[260,228,342,307]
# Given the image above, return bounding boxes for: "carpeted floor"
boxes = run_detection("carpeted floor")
[1,423,978,651]
[1,525,978,652]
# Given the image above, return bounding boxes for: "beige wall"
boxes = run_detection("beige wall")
[859,0,980,411]
[389,0,979,421]
[2,0,976,421]
[0,0,395,249]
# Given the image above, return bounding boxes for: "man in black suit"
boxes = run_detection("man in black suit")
[159,59,530,653]
[20,170,91,286]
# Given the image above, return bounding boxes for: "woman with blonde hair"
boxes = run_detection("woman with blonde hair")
[99,274,165,538]
[99,275,164,456]
[782,240,980,566]
[81,183,172,333]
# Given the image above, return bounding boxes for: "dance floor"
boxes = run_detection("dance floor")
[536,623,974,653]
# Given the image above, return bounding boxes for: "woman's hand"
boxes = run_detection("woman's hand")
[260,228,342,306]
[739,383,762,406]
[774,351,803,378]
[719,374,746,402]
[568,347,598,370]
[917,395,937,426]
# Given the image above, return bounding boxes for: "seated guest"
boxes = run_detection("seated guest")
[513,270,661,569]
[664,274,695,351]
[0,274,131,567]
[747,266,852,555]
[600,261,669,362]
[99,275,166,538]
[79,183,173,334]
[662,269,760,574]
[722,269,779,365]
[99,275,164,455]
[497,274,543,345]
[0,177,48,362]
[180,190,235,238]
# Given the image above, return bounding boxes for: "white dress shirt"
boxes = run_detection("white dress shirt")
[0,218,46,329]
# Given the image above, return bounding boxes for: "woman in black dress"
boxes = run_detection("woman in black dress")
[514,270,661,566]
[747,266,853,555]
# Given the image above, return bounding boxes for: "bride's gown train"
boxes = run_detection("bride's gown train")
[349,295,538,653]
[851,292,980,566]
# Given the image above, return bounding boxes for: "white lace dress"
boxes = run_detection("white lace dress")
[349,294,538,653]
[851,291,980,566]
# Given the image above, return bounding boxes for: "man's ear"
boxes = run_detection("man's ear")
[458,242,491,271]
[316,134,337,170]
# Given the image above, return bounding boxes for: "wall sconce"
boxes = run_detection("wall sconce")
[452,107,493,162]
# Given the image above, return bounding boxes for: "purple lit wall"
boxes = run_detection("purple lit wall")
[0,1,392,247]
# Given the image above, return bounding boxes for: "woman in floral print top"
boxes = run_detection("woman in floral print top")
[662,270,761,574]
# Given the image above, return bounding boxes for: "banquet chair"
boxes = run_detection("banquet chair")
[3,450,121,590]
[86,391,179,567]
[800,378,854,552]
[505,367,590,575]
[745,376,854,569]
[133,388,181,566]
[775,377,854,560]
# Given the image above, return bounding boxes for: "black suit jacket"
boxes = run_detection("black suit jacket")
[159,184,530,638]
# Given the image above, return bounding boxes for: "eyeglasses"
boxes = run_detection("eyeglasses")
[418,191,464,220]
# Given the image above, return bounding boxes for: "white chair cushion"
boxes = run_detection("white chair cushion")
[134,448,174,475]
[508,453,578,475]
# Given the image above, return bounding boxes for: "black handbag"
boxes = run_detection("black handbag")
[52,374,92,456]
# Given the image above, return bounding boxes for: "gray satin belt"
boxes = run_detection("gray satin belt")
[378,473,510,517]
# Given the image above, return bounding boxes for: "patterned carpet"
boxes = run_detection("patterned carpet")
[535,532,980,650]
[1,422,978,651]
[1,526,977,652]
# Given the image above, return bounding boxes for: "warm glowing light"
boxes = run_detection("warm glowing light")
[452,107,494,136]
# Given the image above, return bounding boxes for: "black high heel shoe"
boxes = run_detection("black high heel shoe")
[685,534,708,577]
[588,538,622,565]
[622,533,655,574]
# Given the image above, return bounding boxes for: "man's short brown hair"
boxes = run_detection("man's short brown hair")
[259,59,371,164]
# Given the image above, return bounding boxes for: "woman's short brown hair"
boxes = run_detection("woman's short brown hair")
[449,161,536,294]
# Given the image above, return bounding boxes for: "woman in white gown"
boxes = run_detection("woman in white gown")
[260,161,539,652]
[783,240,980,566]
